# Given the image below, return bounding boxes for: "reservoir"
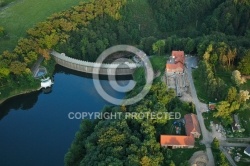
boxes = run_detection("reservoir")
[0,65,131,166]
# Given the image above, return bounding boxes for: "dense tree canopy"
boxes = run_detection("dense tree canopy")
[0,0,249,165]
[64,82,178,166]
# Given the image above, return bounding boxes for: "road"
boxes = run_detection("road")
[226,137,250,142]
[185,57,215,166]
[219,146,237,166]
[220,141,249,147]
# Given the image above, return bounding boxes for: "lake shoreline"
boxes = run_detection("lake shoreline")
[0,86,41,105]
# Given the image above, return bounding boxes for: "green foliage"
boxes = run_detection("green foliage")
[179,161,189,166]
[0,0,250,164]
[212,137,220,149]
[0,26,4,36]
[9,61,27,75]
[0,0,128,100]
[218,152,230,166]
[226,86,238,103]
[133,67,146,90]
[238,90,250,103]
[193,61,227,101]
[238,50,250,75]
[65,80,177,165]
[0,0,15,7]
[152,40,165,55]
[140,36,157,55]
[213,101,240,126]
[150,55,167,72]
[231,70,246,86]
[150,0,250,37]
[64,119,94,166]
[0,0,86,52]
[169,160,175,166]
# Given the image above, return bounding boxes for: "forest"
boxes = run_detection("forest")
[64,77,197,166]
[0,0,249,165]
[1,0,250,96]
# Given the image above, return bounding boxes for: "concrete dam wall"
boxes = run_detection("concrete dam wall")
[51,51,138,75]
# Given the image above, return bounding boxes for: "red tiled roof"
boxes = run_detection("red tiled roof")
[166,51,185,71]
[172,51,184,57]
[184,114,201,136]
[172,51,185,63]
[160,135,194,146]
[166,62,183,70]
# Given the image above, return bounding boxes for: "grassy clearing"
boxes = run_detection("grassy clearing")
[192,69,210,103]
[133,67,145,84]
[215,69,233,87]
[133,55,167,84]
[150,55,168,72]
[0,0,84,53]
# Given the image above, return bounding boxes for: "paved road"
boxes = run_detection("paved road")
[220,141,249,147]
[185,57,215,166]
[219,146,237,166]
[226,137,250,142]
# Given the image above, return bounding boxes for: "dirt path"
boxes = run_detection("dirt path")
[189,151,208,166]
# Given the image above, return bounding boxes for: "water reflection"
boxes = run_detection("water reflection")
[55,64,133,80]
[0,91,40,120]
[0,65,132,120]
[0,64,130,166]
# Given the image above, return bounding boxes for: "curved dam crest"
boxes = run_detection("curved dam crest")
[51,50,139,75]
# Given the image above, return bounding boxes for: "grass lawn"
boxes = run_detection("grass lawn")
[215,68,233,87]
[133,67,145,84]
[150,55,168,73]
[192,69,210,103]
[0,0,85,53]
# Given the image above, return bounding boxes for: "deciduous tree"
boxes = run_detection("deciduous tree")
[238,90,250,103]
[152,40,165,55]
[9,61,27,75]
[226,87,237,103]
[231,70,246,86]
[238,50,250,75]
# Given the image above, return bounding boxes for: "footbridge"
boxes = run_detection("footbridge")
[51,50,139,75]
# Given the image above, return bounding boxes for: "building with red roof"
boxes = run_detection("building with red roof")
[184,114,201,138]
[160,114,201,148]
[160,135,195,149]
[166,51,185,74]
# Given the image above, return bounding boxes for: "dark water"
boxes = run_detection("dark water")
[0,65,131,166]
